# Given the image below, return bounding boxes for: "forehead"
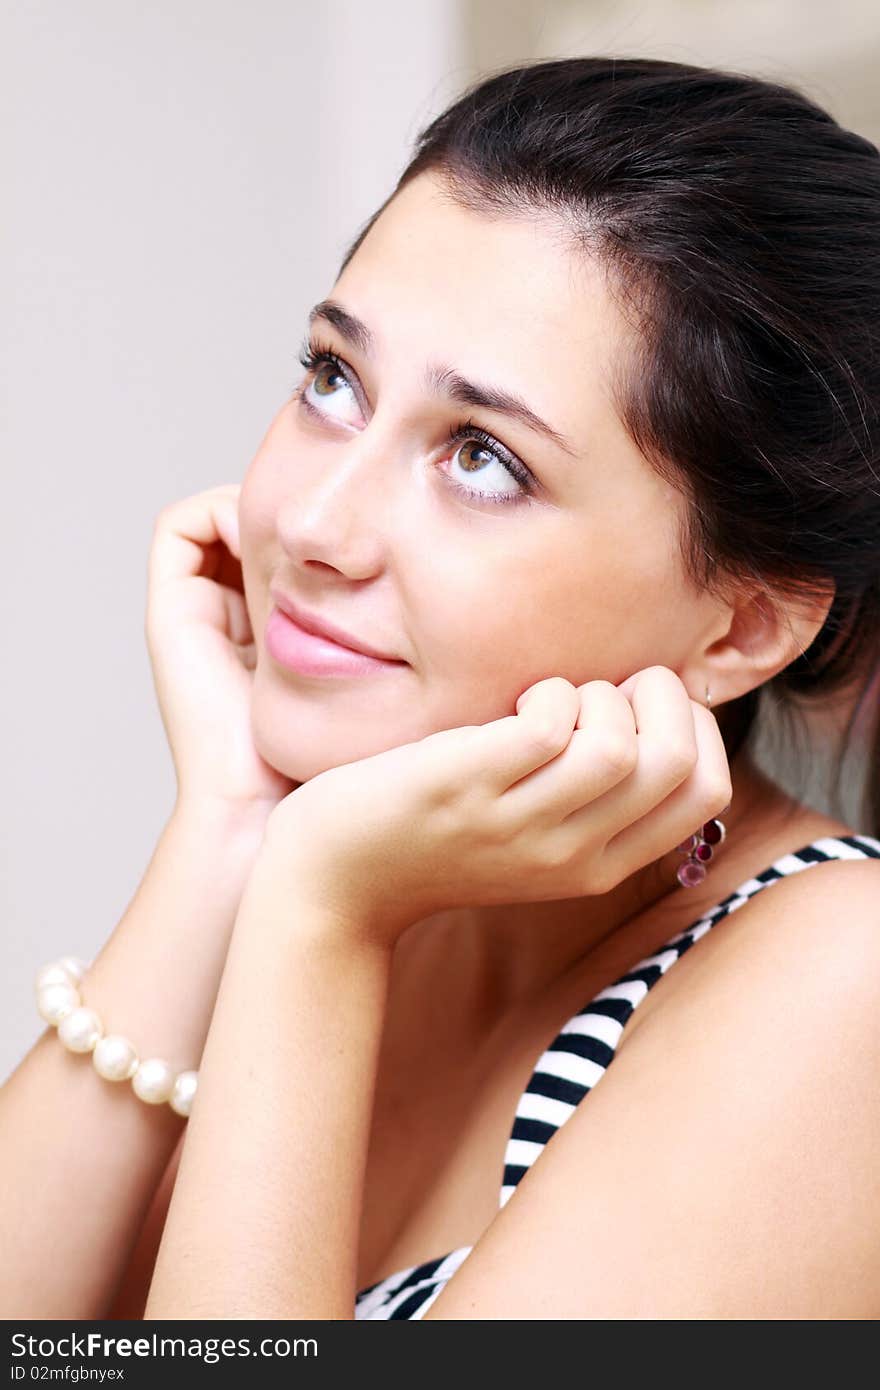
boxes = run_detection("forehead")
[334,172,629,393]
[305,172,687,546]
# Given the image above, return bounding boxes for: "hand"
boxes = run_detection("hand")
[264,665,733,948]
[145,484,298,815]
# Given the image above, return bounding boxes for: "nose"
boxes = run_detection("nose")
[275,422,399,577]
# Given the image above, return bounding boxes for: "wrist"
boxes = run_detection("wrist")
[257,805,409,951]
[171,795,277,847]
[238,842,395,960]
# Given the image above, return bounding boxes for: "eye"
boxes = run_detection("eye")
[293,338,538,508]
[439,420,534,506]
[296,342,359,422]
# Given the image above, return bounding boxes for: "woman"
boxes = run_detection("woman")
[4,56,880,1320]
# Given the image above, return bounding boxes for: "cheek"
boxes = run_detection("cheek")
[408,541,578,713]
[425,521,686,700]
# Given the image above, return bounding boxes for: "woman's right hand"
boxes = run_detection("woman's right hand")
[145,483,299,816]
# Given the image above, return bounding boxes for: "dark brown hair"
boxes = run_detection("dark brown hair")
[338,56,880,834]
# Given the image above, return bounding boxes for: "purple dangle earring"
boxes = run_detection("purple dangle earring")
[675,685,729,889]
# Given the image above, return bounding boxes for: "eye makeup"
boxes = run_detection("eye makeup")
[293,337,540,508]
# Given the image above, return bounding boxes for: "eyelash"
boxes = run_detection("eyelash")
[293,338,536,507]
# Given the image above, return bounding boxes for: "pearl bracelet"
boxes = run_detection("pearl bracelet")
[34,955,198,1118]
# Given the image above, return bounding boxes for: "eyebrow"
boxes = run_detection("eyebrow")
[307,299,578,458]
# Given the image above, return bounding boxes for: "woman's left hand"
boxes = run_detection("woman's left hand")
[261,665,733,949]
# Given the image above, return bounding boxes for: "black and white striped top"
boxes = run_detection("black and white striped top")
[354,833,880,1319]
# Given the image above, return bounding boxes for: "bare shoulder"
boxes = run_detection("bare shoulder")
[423,844,880,1319]
[626,845,880,1069]
[730,828,880,931]
[673,845,880,1002]
[621,823,880,1036]
[619,844,880,1070]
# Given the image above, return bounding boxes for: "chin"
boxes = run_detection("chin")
[248,667,414,783]
[249,706,340,784]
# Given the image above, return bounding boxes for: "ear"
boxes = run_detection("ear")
[678,580,836,706]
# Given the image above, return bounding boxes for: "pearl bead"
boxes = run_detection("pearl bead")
[35,957,89,993]
[132,1058,175,1104]
[33,951,199,1121]
[93,1034,139,1082]
[57,955,89,983]
[36,963,77,991]
[37,982,81,1026]
[58,1006,103,1053]
[169,1070,198,1117]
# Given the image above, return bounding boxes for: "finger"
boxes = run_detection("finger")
[214,500,241,561]
[557,665,699,838]
[148,487,242,591]
[572,665,699,828]
[441,677,581,794]
[236,640,258,672]
[499,680,639,824]
[595,699,732,889]
[222,587,254,646]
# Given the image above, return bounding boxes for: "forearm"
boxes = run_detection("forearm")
[0,799,270,1319]
[143,841,392,1320]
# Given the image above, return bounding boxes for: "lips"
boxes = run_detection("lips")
[268,587,403,663]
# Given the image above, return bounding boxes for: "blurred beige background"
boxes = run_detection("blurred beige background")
[4,0,879,1081]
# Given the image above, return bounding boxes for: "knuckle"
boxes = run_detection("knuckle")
[597,733,637,779]
[529,720,566,755]
[665,739,698,782]
[714,774,734,812]
[579,678,618,698]
[633,664,671,688]
[701,774,732,818]
[649,663,679,684]
[585,857,616,897]
[545,675,577,695]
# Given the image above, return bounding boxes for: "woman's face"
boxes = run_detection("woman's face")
[240,171,711,782]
